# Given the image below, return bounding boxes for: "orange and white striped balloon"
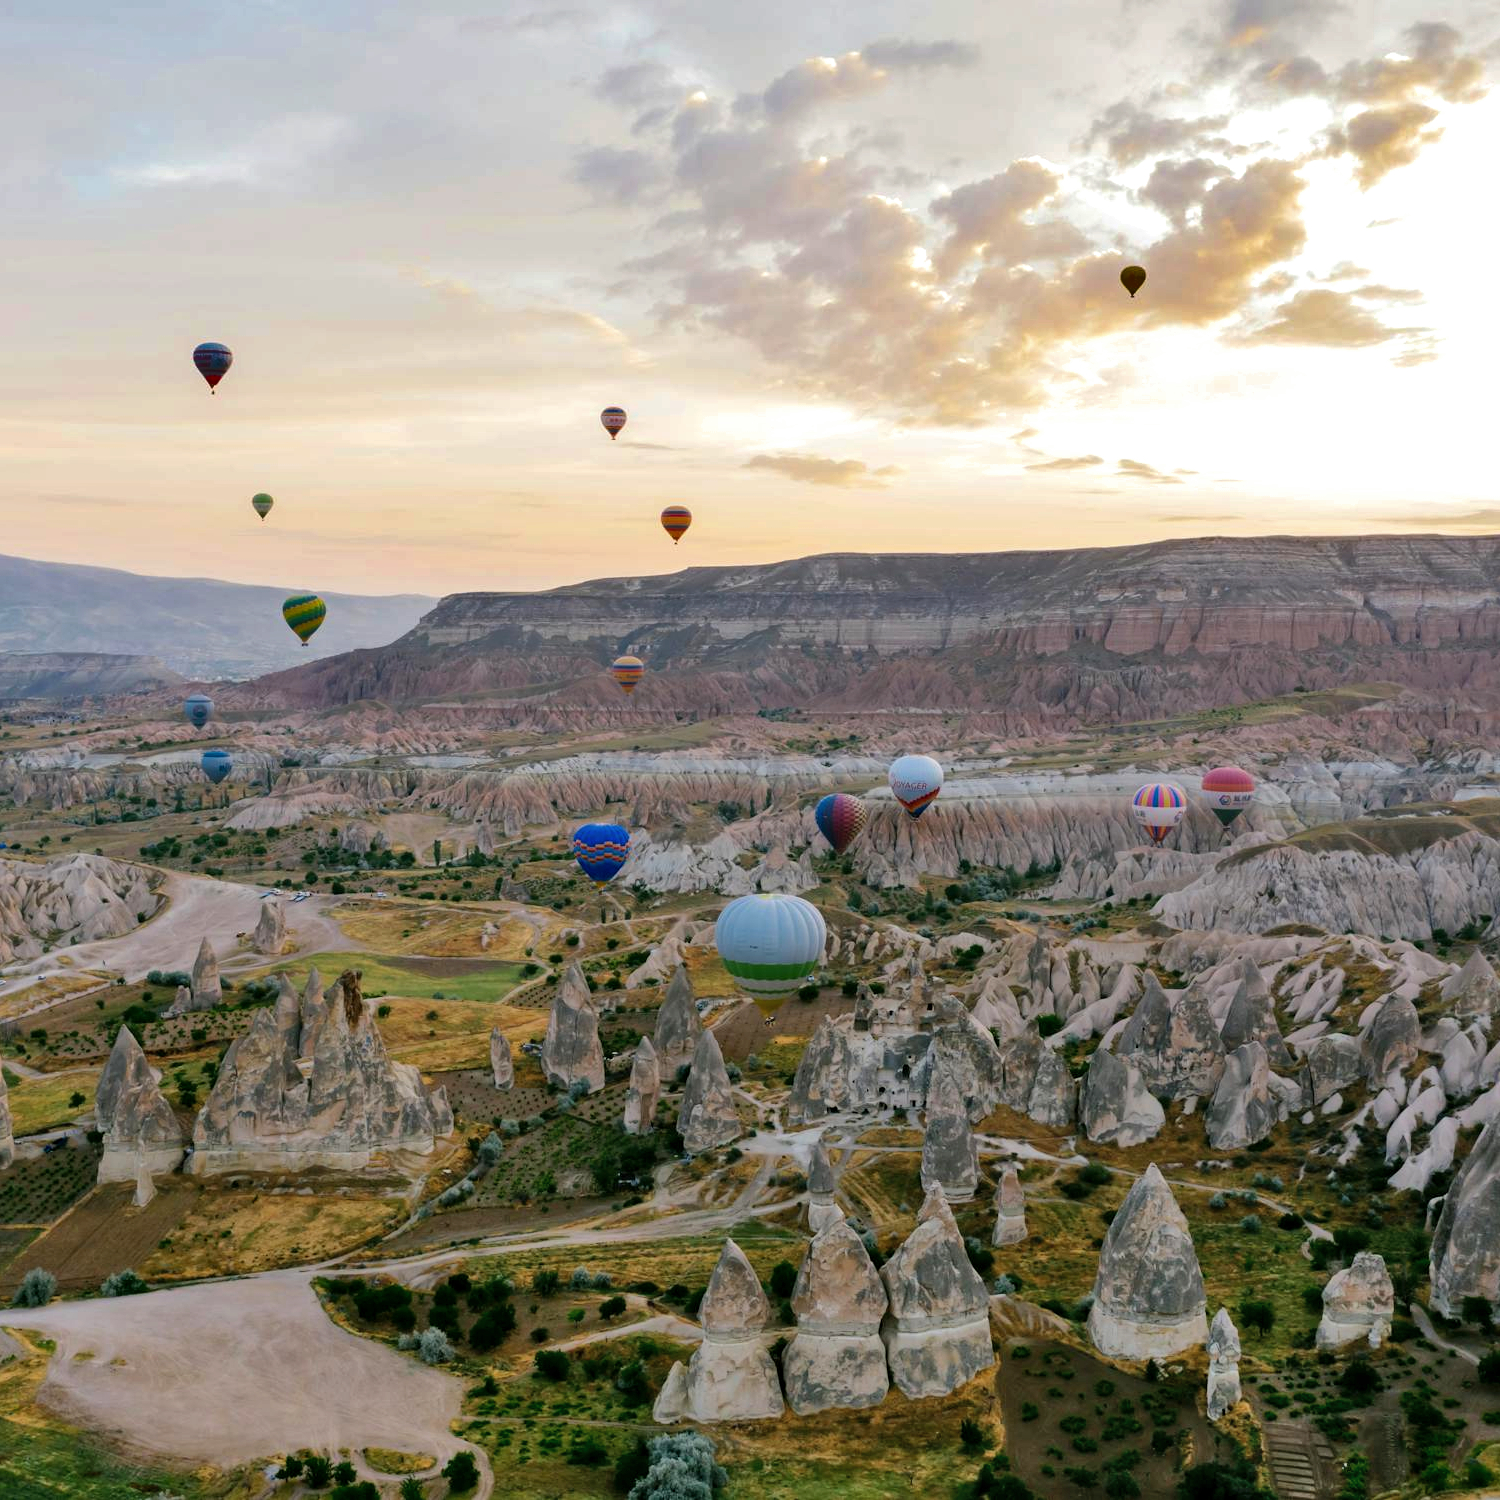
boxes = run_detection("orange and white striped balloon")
[660,505,692,544]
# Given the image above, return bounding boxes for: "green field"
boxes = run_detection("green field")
[266,951,530,1003]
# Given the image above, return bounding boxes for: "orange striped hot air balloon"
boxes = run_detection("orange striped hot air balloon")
[660,505,692,544]
[610,654,645,694]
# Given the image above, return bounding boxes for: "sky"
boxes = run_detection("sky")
[3,0,1497,597]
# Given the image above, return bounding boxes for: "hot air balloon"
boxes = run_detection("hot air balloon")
[1132,781,1186,846]
[573,822,630,887]
[183,693,213,729]
[1120,265,1146,299]
[601,406,627,440]
[814,793,867,855]
[251,493,274,521]
[610,654,644,694]
[193,342,233,392]
[201,749,232,785]
[282,593,326,646]
[1202,765,1255,828]
[888,754,943,818]
[714,892,827,1002]
[660,505,692,544]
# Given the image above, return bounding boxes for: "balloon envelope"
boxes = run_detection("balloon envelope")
[601,406,627,439]
[714,892,826,1000]
[610,654,644,694]
[183,693,213,729]
[888,754,943,818]
[282,594,326,645]
[1120,265,1146,298]
[1202,765,1255,827]
[814,793,867,854]
[660,505,692,543]
[251,493,274,520]
[573,823,630,886]
[1132,781,1185,845]
[193,342,232,391]
[201,749,232,785]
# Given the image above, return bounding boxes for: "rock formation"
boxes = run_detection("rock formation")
[132,1149,157,1209]
[189,968,453,1174]
[880,1187,994,1398]
[807,1138,842,1233]
[676,1239,784,1422]
[1304,1033,1362,1105]
[0,1068,12,1170]
[191,937,221,1008]
[679,1029,741,1155]
[1080,1046,1164,1147]
[254,899,287,956]
[1317,1252,1395,1349]
[1442,949,1500,1022]
[623,1037,660,1135]
[920,1054,978,1202]
[1430,1113,1500,1317]
[1206,1307,1241,1421]
[1026,1043,1077,1126]
[0,852,157,964]
[1116,973,1225,1101]
[540,964,604,1095]
[1364,995,1421,1087]
[783,1218,890,1414]
[1088,1164,1208,1359]
[163,984,195,1018]
[489,1027,513,1091]
[1219,959,1292,1067]
[992,1162,1027,1246]
[651,1360,689,1423]
[95,1026,184,1183]
[1206,1043,1278,1150]
[653,965,704,1074]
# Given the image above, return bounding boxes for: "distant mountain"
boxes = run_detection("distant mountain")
[0,554,435,680]
[242,534,1500,731]
[0,652,184,700]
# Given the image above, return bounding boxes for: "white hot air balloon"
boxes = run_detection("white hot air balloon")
[714,892,826,1002]
[888,754,944,818]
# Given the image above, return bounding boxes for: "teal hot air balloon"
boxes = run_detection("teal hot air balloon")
[714,892,826,1005]
[183,693,213,729]
[201,749,232,785]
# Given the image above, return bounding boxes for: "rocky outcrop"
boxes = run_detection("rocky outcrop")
[95,1027,184,1182]
[1206,1043,1278,1150]
[920,1054,978,1202]
[191,937,221,1008]
[1364,995,1420,1087]
[1430,1113,1500,1318]
[1317,1252,1395,1349]
[677,1239,783,1422]
[254,900,287,956]
[1442,949,1500,1023]
[541,964,604,1095]
[1219,959,1292,1067]
[993,1163,1027,1246]
[0,852,157,964]
[1304,1033,1363,1105]
[189,969,452,1174]
[1116,974,1224,1101]
[880,1187,994,1398]
[652,1361,689,1423]
[490,1028,513,1091]
[1088,1164,1207,1359]
[623,1038,661,1135]
[783,1219,890,1414]
[132,1149,157,1208]
[808,1138,842,1234]
[0,1069,12,1169]
[163,984,195,1019]
[654,965,704,1074]
[679,1029,741,1155]
[1206,1308,1241,1421]
[1080,1047,1164,1147]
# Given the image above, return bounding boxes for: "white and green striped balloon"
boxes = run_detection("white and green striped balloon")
[714,892,826,1000]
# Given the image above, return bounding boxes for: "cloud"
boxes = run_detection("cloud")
[1136,157,1224,225]
[743,453,901,487]
[1377,509,1500,531]
[1159,513,1245,521]
[755,38,979,121]
[596,62,676,110]
[1233,288,1414,347]
[572,145,663,205]
[1324,102,1442,189]
[1025,455,1104,471]
[1115,459,1183,484]
[930,159,1087,275]
[1221,0,1340,54]
[1084,101,1232,166]
[861,38,981,71]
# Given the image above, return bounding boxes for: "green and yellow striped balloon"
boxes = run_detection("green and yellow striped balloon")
[282,593,326,646]
[251,493,274,520]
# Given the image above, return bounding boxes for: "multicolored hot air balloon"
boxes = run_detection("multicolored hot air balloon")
[251,493,274,521]
[183,693,213,729]
[888,754,943,819]
[814,793,867,855]
[660,505,692,544]
[573,822,630,887]
[715,892,826,1002]
[610,654,644,694]
[201,749,232,785]
[1202,765,1255,828]
[193,342,233,392]
[1132,781,1186,845]
[282,594,326,646]
[1120,265,1146,298]
[601,407,627,440]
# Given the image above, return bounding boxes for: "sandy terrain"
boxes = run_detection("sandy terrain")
[1,1270,488,1491]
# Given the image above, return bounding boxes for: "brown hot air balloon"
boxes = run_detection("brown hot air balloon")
[1120,265,1146,298]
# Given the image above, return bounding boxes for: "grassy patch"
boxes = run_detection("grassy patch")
[267,951,530,1004]
[3,1069,100,1136]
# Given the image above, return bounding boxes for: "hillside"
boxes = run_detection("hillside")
[0,652,184,699]
[0,553,435,680]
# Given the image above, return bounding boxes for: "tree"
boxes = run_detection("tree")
[532,1268,560,1295]
[628,1433,727,1498]
[768,1261,798,1299]
[535,1348,570,1381]
[1478,1348,1500,1384]
[333,1460,357,1485]
[469,1303,517,1351]
[442,1450,479,1494]
[304,1454,334,1488]
[1236,1298,1275,1338]
[11,1268,56,1308]
[416,1327,454,1364]
[1177,1458,1272,1500]
[102,1268,148,1297]
[600,1295,627,1320]
[960,1418,987,1449]
[399,1480,425,1500]
[615,1360,650,1405]
[614,1437,651,1493]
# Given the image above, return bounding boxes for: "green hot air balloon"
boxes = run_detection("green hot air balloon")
[251,493,274,521]
[282,593,326,646]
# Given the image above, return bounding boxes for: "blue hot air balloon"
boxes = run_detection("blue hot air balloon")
[193,342,233,392]
[201,749,232,785]
[573,823,630,887]
[714,892,826,1002]
[183,693,213,729]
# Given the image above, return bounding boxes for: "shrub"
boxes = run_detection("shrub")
[1104,1474,1140,1499]
[11,1268,56,1308]
[1037,1013,1063,1039]
[102,1268,148,1297]
[1238,1214,1261,1233]
[600,1295,627,1319]
[628,1432,727,1497]
[1481,1350,1500,1384]
[333,1460,357,1485]
[571,1266,594,1290]
[1209,1191,1228,1210]
[535,1348,570,1381]
[442,1450,480,1494]
[532,1268,560,1295]
[1237,1298,1274,1338]
[1021,1402,1040,1422]
[616,1359,650,1404]
[305,1454,334,1487]
[960,1417,987,1449]
[768,1260,798,1299]
[797,983,819,1002]
[470,1303,517,1350]
[416,1328,454,1364]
